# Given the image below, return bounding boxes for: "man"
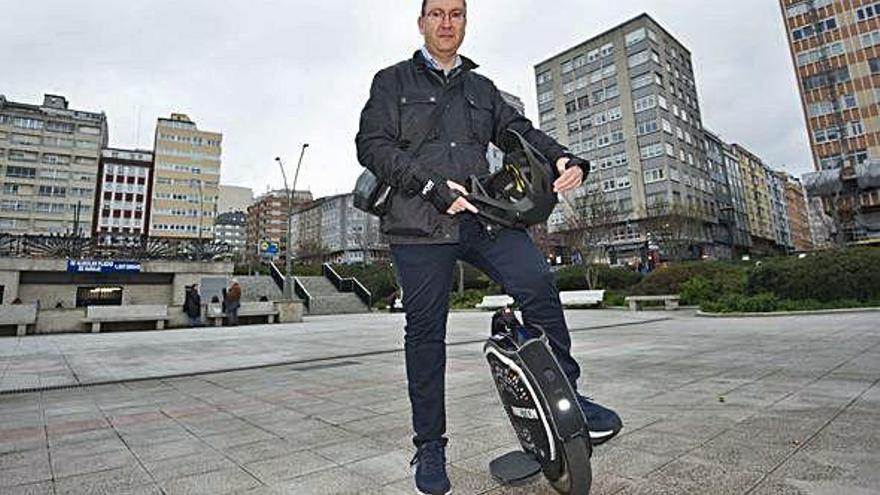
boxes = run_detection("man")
[225,279,241,326]
[356,1,622,493]
[183,284,202,327]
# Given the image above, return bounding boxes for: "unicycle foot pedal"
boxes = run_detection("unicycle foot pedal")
[489,450,542,484]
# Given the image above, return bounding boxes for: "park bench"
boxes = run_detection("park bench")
[475,294,515,310]
[207,301,278,326]
[84,305,169,333]
[559,290,605,307]
[625,295,680,311]
[0,304,38,336]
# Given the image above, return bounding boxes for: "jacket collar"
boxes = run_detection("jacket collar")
[412,50,478,74]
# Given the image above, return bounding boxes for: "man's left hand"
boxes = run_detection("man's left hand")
[553,157,583,193]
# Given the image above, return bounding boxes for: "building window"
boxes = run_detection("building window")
[857,2,880,21]
[644,168,665,184]
[633,94,657,113]
[625,27,646,46]
[791,16,838,42]
[628,50,650,68]
[536,70,552,85]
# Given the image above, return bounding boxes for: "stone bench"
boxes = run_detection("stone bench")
[84,305,169,333]
[625,295,680,311]
[0,304,39,336]
[207,301,279,327]
[559,290,605,307]
[476,295,515,310]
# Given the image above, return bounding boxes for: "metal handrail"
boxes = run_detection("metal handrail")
[293,276,311,312]
[322,263,344,290]
[321,263,371,308]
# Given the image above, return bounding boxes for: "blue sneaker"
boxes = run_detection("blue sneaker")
[411,440,451,494]
[578,395,623,445]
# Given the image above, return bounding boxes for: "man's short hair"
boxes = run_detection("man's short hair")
[421,0,467,15]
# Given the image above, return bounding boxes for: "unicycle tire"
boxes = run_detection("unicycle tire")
[546,437,592,495]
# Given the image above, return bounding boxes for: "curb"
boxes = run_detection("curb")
[696,307,880,318]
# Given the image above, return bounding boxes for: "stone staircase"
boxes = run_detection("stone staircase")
[296,276,371,315]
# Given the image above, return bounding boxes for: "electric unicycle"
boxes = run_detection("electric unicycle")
[484,307,592,494]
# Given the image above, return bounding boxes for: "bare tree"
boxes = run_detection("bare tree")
[556,189,621,289]
[641,198,707,262]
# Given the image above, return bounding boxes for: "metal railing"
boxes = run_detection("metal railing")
[293,277,311,312]
[0,233,231,261]
[321,263,372,308]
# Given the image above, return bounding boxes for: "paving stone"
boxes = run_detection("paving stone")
[143,452,238,482]
[0,481,54,495]
[243,450,335,483]
[223,438,304,465]
[160,468,261,495]
[341,448,413,485]
[0,462,53,488]
[272,465,381,494]
[128,439,209,462]
[54,465,152,495]
[0,447,49,470]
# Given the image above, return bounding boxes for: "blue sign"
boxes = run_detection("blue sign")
[67,260,142,273]
[259,240,280,257]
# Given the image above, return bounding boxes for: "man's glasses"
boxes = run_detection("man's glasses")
[423,9,466,24]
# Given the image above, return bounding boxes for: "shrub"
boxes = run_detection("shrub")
[449,289,488,310]
[702,292,780,313]
[679,276,713,306]
[554,265,643,292]
[603,290,627,307]
[631,261,748,298]
[746,248,880,302]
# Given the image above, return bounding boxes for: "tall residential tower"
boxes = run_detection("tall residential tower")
[150,114,222,239]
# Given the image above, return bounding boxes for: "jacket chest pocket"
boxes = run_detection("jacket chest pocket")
[466,93,494,145]
[398,92,438,145]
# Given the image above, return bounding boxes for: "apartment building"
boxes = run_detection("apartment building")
[245,189,312,260]
[781,0,880,242]
[537,13,715,261]
[0,94,106,236]
[93,148,153,243]
[289,193,387,265]
[150,114,221,240]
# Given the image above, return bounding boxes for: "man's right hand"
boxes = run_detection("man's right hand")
[445,180,478,215]
[415,173,478,215]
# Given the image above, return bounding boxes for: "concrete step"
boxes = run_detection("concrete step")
[297,276,343,296]
[307,294,371,315]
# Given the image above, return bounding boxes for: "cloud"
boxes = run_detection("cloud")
[0,0,812,197]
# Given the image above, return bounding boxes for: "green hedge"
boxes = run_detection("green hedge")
[554,265,644,291]
[745,247,880,302]
[630,261,748,302]
[634,247,880,311]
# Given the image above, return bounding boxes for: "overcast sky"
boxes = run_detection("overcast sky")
[0,0,810,198]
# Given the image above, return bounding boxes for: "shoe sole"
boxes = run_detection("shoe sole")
[412,465,452,495]
[590,427,622,446]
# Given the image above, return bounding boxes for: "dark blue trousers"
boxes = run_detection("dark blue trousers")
[392,217,582,447]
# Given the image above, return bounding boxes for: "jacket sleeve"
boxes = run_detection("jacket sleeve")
[355,68,422,190]
[488,81,570,177]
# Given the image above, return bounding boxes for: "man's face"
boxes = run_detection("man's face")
[418,0,466,57]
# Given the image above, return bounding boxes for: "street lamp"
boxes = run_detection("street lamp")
[275,143,309,299]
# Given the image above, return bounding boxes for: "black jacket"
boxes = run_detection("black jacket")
[183,289,201,318]
[356,51,569,244]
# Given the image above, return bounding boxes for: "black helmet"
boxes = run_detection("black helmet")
[467,129,558,229]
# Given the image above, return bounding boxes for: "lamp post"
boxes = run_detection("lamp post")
[275,143,309,299]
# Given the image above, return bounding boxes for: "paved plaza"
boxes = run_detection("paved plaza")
[0,310,878,494]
